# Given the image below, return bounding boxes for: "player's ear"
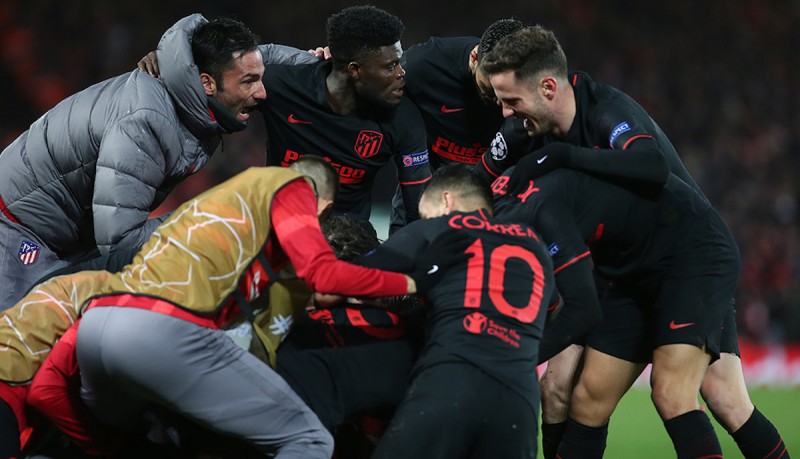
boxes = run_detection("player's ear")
[443,191,457,214]
[541,75,557,100]
[199,73,217,96]
[347,62,360,80]
[316,197,334,219]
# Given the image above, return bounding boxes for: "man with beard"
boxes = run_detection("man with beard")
[0,15,267,311]
[483,25,790,459]
[150,6,430,228]
[261,5,430,226]
[387,18,524,232]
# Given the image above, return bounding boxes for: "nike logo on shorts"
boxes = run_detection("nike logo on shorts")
[669,320,696,330]
[427,264,439,274]
[288,114,312,125]
[440,105,465,114]
[537,155,548,164]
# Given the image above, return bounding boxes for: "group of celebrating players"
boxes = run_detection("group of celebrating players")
[0,4,791,459]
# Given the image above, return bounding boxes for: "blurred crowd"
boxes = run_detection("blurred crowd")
[1,0,797,342]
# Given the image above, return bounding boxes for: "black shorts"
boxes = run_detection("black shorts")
[276,339,416,431]
[372,362,537,459]
[588,210,741,363]
[587,286,740,363]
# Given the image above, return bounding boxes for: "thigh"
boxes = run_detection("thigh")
[372,363,476,459]
[539,344,584,424]
[471,372,538,459]
[277,339,415,431]
[78,307,329,454]
[569,346,646,426]
[586,287,654,364]
[652,272,738,361]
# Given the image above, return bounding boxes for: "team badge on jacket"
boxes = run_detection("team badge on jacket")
[18,240,40,266]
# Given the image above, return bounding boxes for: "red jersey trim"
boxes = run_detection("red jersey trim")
[398,176,432,186]
[622,134,654,149]
[86,294,221,329]
[554,251,591,274]
[480,155,500,178]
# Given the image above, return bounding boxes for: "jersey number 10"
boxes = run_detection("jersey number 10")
[464,239,545,324]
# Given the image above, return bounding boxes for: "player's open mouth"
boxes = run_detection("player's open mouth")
[239,106,256,120]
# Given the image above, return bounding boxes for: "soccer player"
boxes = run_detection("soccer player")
[402,19,523,170]
[260,5,431,226]
[360,164,558,458]
[0,15,266,309]
[155,6,431,230]
[387,18,525,232]
[484,25,790,459]
[2,156,459,458]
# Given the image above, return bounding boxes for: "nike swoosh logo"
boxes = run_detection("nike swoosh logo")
[669,320,696,330]
[537,155,548,164]
[288,114,312,125]
[440,105,465,114]
[427,264,439,275]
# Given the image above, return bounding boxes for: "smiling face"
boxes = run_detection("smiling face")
[208,49,267,123]
[353,41,406,109]
[490,70,557,137]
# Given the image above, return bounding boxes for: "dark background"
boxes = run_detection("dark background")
[1,0,798,343]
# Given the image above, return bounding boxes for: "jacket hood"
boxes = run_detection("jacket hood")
[157,14,220,139]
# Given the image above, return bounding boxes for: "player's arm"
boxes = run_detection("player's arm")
[503,201,602,363]
[511,102,670,186]
[476,117,542,182]
[531,138,669,186]
[392,103,432,227]
[539,255,600,363]
[355,219,429,273]
[271,180,412,297]
[138,14,318,76]
[93,109,177,257]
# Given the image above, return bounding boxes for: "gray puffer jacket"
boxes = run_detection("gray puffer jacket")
[0,14,219,259]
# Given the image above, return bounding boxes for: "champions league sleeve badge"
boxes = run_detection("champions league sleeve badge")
[490,132,508,161]
[18,240,40,266]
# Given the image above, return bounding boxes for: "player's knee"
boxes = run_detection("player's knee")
[569,380,616,425]
[541,377,570,411]
[701,382,753,432]
[650,379,698,420]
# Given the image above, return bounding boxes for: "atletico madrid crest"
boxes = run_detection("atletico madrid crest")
[353,130,383,159]
[18,240,40,266]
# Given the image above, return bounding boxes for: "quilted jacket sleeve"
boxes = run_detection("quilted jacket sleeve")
[93,107,180,256]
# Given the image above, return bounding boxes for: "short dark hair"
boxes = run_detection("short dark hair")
[289,156,339,203]
[423,164,492,209]
[321,215,380,261]
[481,26,568,81]
[321,215,417,312]
[326,5,405,70]
[192,17,260,85]
[477,18,525,61]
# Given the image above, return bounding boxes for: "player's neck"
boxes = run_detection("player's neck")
[553,84,577,138]
[325,71,357,115]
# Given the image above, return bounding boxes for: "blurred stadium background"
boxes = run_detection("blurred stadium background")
[2,1,797,456]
